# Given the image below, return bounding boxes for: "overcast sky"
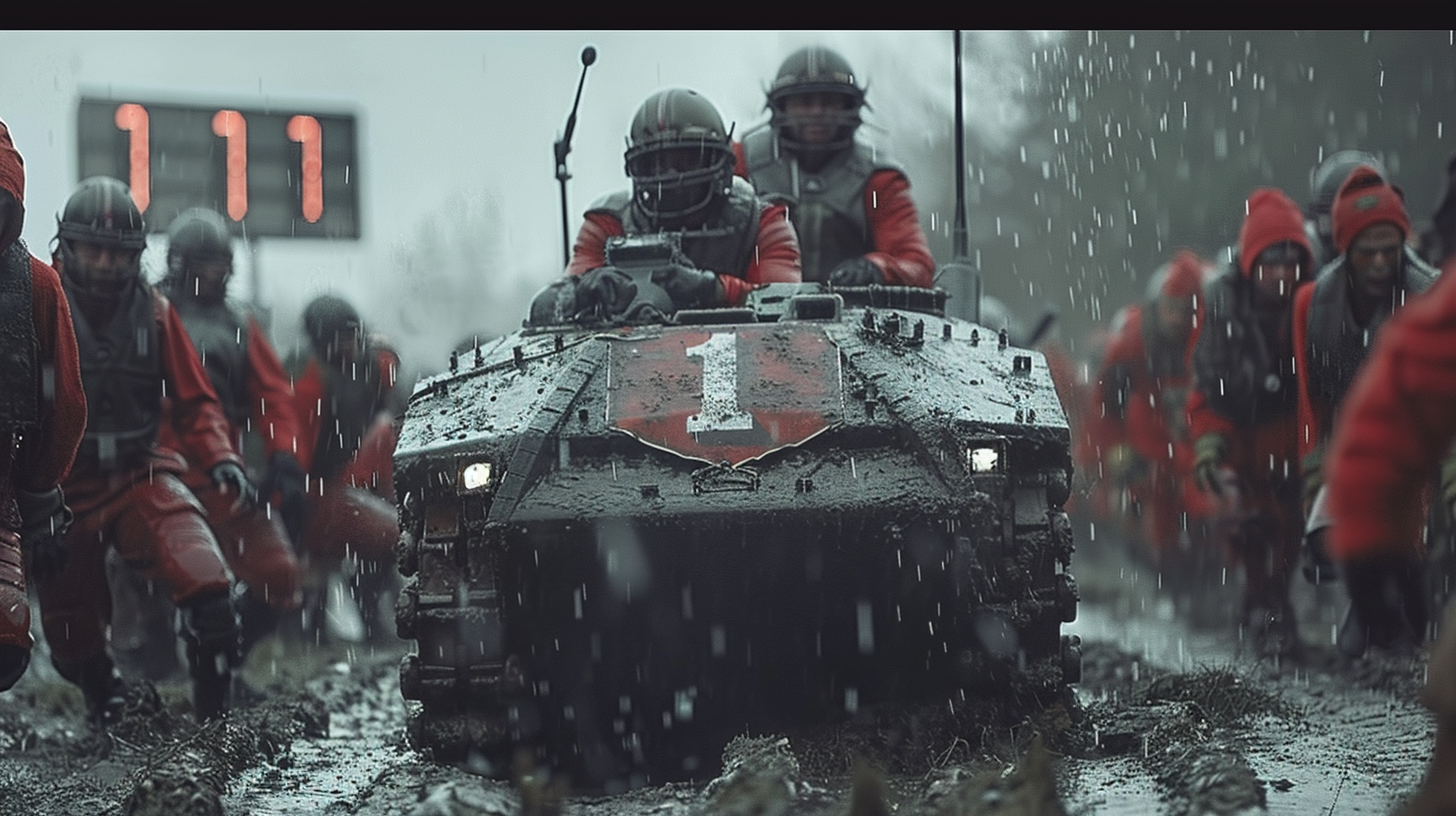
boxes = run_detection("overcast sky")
[2,31,1040,375]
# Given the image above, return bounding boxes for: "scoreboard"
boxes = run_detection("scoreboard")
[77,97,360,239]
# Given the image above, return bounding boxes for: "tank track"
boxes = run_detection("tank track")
[395,462,1079,781]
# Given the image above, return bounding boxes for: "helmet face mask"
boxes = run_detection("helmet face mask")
[55,176,147,301]
[166,207,234,304]
[625,89,735,230]
[768,46,866,154]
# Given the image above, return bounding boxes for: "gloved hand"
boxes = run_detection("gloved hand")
[650,263,722,310]
[1192,432,1229,496]
[263,451,309,546]
[574,267,637,319]
[16,487,72,581]
[828,256,885,287]
[1105,443,1146,486]
[210,461,258,509]
[1340,551,1428,657]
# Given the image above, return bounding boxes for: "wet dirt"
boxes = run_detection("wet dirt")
[0,526,1439,815]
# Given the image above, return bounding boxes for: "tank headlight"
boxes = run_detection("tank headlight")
[460,460,495,494]
[968,447,1000,473]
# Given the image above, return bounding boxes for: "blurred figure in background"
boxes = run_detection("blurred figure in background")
[288,294,402,643]
[1187,188,1313,659]
[0,119,86,693]
[1305,150,1388,271]
[1091,250,1212,596]
[734,45,934,288]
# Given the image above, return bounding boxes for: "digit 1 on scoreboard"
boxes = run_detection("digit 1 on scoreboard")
[113,103,150,212]
[211,110,248,221]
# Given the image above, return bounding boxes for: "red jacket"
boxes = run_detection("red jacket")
[291,344,399,478]
[152,294,244,474]
[158,312,301,464]
[1327,256,1456,563]
[0,122,86,503]
[732,144,935,288]
[1094,304,1196,466]
[565,203,801,307]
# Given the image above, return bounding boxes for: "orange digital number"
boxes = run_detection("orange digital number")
[286,115,323,223]
[113,103,150,212]
[211,110,248,221]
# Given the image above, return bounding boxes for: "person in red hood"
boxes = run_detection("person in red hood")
[1292,166,1439,607]
[559,88,799,322]
[1093,250,1209,572]
[287,294,401,643]
[0,119,87,693]
[732,46,935,288]
[45,176,246,725]
[1186,188,1313,658]
[1324,257,1456,814]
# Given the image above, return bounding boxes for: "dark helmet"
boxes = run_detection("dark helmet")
[1308,150,1388,221]
[166,207,233,278]
[303,294,362,359]
[624,88,735,229]
[767,46,866,153]
[54,176,146,298]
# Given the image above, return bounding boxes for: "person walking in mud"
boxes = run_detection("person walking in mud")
[43,176,248,724]
[0,119,86,693]
[1091,250,1212,588]
[1291,166,1439,622]
[1187,188,1313,659]
[287,294,401,643]
[733,45,935,288]
[110,207,307,681]
[1323,231,1456,814]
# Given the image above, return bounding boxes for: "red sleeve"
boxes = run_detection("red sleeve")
[565,212,623,277]
[732,141,748,179]
[15,256,85,491]
[862,170,935,288]
[718,202,802,306]
[290,359,325,476]
[245,314,302,461]
[158,295,242,471]
[1290,282,1320,463]
[1328,271,1456,563]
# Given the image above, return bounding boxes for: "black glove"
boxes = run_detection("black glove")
[210,461,258,509]
[263,451,309,545]
[650,263,722,310]
[16,487,72,581]
[1340,552,1428,656]
[526,278,579,326]
[574,267,637,319]
[828,256,885,287]
[1192,433,1229,496]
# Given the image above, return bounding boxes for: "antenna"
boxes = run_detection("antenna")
[555,45,597,269]
[939,31,981,324]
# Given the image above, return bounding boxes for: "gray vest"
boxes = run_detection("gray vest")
[741,129,897,282]
[1304,246,1438,438]
[590,177,763,280]
[0,242,37,430]
[167,292,252,427]
[67,280,163,470]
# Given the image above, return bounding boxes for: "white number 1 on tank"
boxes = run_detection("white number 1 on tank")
[685,332,754,433]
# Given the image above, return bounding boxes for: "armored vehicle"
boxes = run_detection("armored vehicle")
[393,249,1080,784]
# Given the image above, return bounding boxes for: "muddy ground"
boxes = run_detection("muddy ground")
[0,528,1439,816]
